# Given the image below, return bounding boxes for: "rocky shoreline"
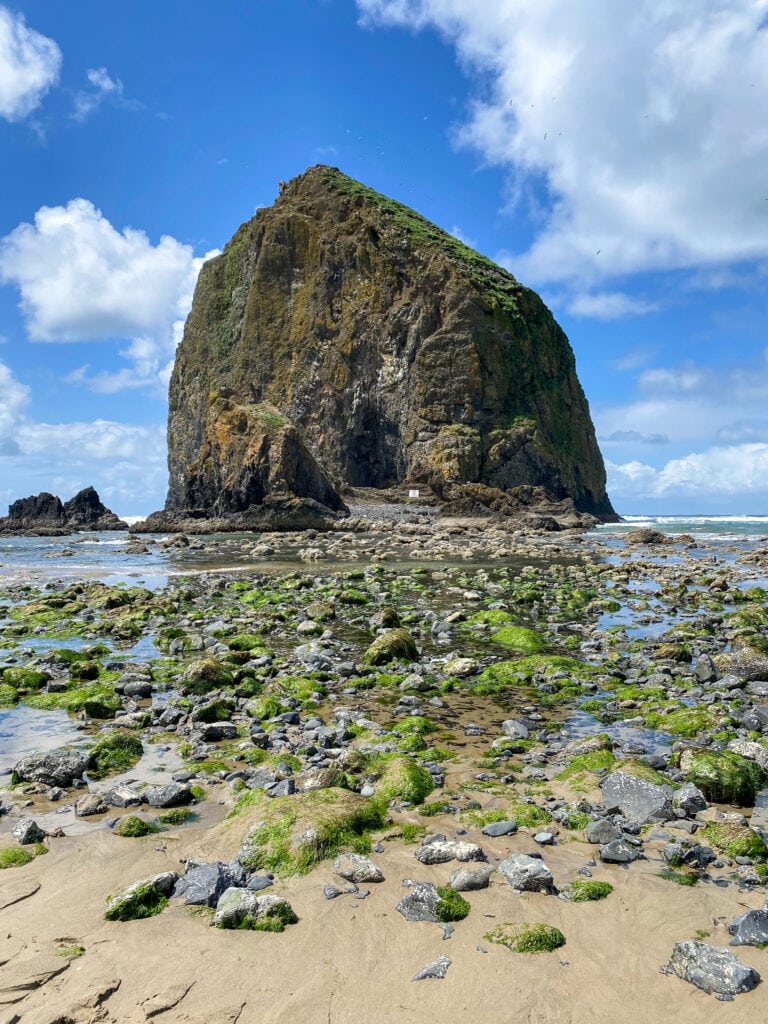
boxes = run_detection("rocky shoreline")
[1,518,767,1022]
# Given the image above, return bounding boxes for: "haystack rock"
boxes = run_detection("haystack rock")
[148,166,615,529]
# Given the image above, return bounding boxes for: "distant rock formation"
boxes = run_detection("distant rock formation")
[154,165,615,529]
[0,487,127,535]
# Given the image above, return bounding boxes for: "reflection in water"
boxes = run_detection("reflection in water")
[0,703,89,781]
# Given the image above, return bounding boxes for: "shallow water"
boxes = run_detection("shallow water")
[0,703,89,782]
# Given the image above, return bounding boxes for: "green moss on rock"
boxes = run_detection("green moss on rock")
[485,922,566,953]
[680,749,767,806]
[363,629,418,666]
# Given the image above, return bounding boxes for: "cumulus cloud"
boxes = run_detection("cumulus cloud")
[595,348,768,448]
[608,443,768,499]
[72,66,123,121]
[0,359,166,511]
[358,1,768,287]
[0,200,218,391]
[0,6,61,121]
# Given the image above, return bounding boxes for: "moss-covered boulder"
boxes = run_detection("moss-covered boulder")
[714,643,768,682]
[363,629,418,666]
[180,658,234,696]
[104,871,178,921]
[490,626,547,653]
[206,788,387,878]
[372,755,434,805]
[702,822,767,860]
[214,890,298,931]
[679,749,767,806]
[88,731,143,779]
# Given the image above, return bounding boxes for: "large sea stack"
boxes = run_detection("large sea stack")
[154,166,614,528]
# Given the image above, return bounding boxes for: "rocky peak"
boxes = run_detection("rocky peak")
[0,487,127,535]
[164,165,615,521]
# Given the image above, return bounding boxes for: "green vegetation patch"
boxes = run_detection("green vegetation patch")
[490,626,547,653]
[25,682,121,718]
[180,658,235,696]
[159,808,198,826]
[435,887,470,922]
[3,667,49,690]
[0,683,18,707]
[231,788,387,878]
[104,882,169,921]
[115,816,159,838]
[88,731,143,779]
[681,749,767,806]
[570,879,614,903]
[485,922,566,953]
[702,822,767,861]
[643,705,719,738]
[57,944,85,958]
[658,867,699,886]
[557,750,616,780]
[0,843,47,869]
[371,754,434,805]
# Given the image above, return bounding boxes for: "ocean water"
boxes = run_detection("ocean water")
[594,514,768,543]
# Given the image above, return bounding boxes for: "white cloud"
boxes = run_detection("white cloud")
[0,199,218,391]
[567,291,658,320]
[0,6,61,121]
[608,443,768,499]
[358,1,768,286]
[72,65,123,121]
[0,359,166,512]
[602,430,669,445]
[595,349,768,447]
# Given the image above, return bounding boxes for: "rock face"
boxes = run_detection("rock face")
[165,165,614,520]
[0,487,127,535]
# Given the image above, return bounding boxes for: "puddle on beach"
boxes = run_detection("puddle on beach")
[559,707,673,756]
[0,703,88,782]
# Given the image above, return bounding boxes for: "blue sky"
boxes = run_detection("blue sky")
[1,0,768,516]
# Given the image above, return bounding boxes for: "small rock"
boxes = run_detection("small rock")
[728,909,768,947]
[481,820,518,838]
[663,941,760,996]
[449,864,493,891]
[498,853,557,893]
[333,853,384,883]
[413,954,451,981]
[12,818,46,844]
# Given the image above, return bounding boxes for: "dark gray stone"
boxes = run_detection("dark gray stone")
[13,748,90,788]
[334,853,384,883]
[498,853,557,893]
[143,782,194,808]
[396,882,441,922]
[482,820,518,837]
[728,909,768,947]
[599,839,641,863]
[101,782,142,808]
[246,874,274,892]
[601,772,673,824]
[585,818,621,845]
[449,864,493,891]
[173,861,243,907]
[12,818,45,844]
[671,782,707,815]
[664,941,760,995]
[415,839,484,865]
[199,723,238,742]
